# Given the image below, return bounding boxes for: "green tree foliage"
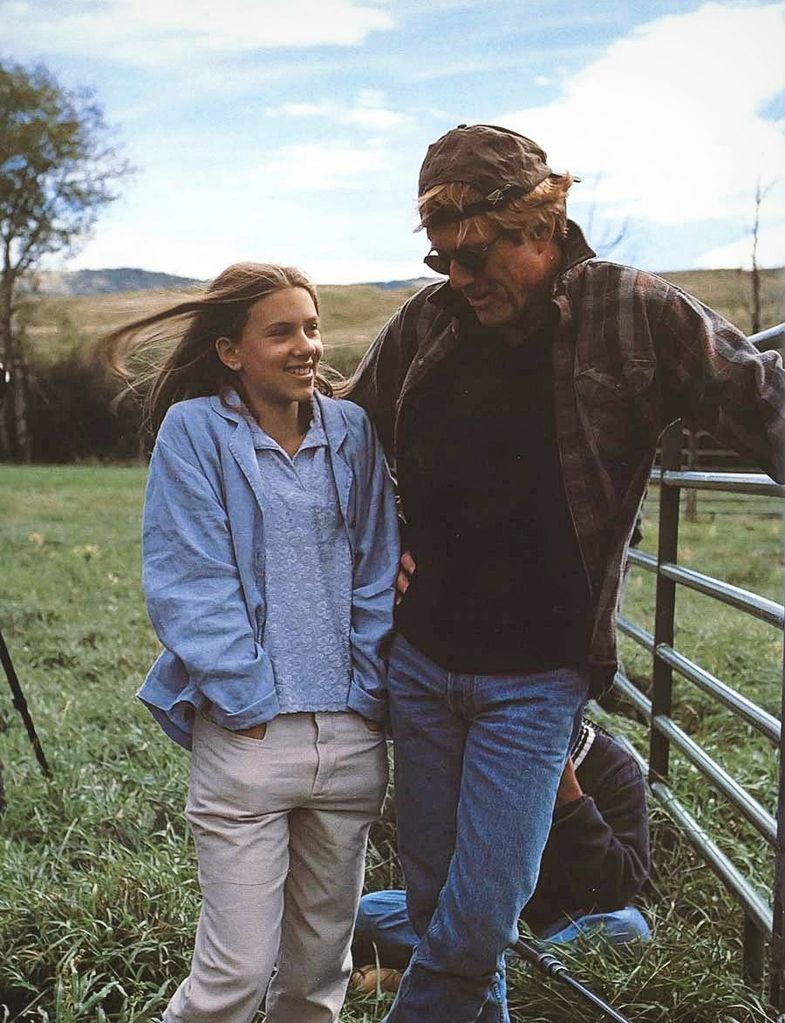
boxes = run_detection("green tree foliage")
[0,59,131,460]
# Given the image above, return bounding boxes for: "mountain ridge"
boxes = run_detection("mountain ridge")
[29,268,205,296]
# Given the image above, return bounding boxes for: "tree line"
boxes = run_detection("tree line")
[0,59,130,461]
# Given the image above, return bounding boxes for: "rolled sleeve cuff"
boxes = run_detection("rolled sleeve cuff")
[208,690,281,731]
[347,677,387,722]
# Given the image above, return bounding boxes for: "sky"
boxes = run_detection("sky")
[1,0,784,283]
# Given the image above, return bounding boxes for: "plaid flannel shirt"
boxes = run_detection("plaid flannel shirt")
[345,222,785,694]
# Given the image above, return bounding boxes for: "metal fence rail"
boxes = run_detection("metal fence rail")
[611,320,785,1006]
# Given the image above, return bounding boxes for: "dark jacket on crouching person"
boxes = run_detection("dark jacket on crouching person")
[523,721,649,936]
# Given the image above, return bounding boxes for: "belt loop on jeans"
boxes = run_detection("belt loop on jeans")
[313,712,338,796]
[314,711,336,743]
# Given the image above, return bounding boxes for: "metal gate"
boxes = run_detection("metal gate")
[611,322,785,1010]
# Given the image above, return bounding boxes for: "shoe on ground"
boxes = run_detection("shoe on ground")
[350,964,402,994]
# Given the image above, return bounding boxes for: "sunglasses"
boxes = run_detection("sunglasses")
[423,235,503,277]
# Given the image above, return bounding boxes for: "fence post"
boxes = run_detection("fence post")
[769,596,785,1012]
[743,913,765,990]
[685,429,698,523]
[649,422,682,783]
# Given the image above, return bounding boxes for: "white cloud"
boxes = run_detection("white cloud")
[344,106,408,129]
[500,2,785,239]
[267,90,411,130]
[258,141,389,191]
[274,103,330,118]
[0,0,394,65]
[308,257,430,284]
[696,219,785,269]
[409,57,552,83]
[344,88,410,128]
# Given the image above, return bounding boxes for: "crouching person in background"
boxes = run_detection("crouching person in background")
[102,263,399,1023]
[352,719,650,994]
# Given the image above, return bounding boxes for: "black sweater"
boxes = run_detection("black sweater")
[395,322,591,673]
[523,727,650,935]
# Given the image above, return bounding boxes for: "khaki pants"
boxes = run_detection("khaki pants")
[164,710,388,1023]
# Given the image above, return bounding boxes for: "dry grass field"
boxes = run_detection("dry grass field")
[660,267,785,336]
[19,265,785,379]
[19,281,425,377]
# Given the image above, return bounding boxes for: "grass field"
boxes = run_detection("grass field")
[0,465,782,1021]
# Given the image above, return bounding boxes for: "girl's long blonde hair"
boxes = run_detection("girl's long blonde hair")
[101,262,332,436]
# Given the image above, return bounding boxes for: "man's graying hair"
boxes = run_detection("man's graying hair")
[418,173,575,245]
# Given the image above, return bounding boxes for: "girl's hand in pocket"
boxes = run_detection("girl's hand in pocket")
[236,722,267,740]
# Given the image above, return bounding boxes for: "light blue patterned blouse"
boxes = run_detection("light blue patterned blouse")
[250,400,354,713]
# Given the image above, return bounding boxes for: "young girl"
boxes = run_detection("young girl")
[104,263,399,1023]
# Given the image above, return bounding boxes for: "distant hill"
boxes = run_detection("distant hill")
[29,268,204,296]
[367,277,435,291]
[30,267,432,297]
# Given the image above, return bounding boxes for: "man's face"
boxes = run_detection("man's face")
[426,220,556,327]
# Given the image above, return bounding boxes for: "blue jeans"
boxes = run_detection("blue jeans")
[353,891,651,970]
[539,906,651,945]
[381,635,589,1023]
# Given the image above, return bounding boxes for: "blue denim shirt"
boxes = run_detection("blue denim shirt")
[138,390,400,749]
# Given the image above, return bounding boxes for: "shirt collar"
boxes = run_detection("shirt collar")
[250,397,326,453]
[561,219,596,271]
[299,397,327,451]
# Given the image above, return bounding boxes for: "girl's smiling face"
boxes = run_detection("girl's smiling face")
[216,286,322,416]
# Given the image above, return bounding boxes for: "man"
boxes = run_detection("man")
[352,719,650,994]
[345,123,785,1023]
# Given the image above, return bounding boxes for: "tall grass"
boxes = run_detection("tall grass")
[0,465,782,1021]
